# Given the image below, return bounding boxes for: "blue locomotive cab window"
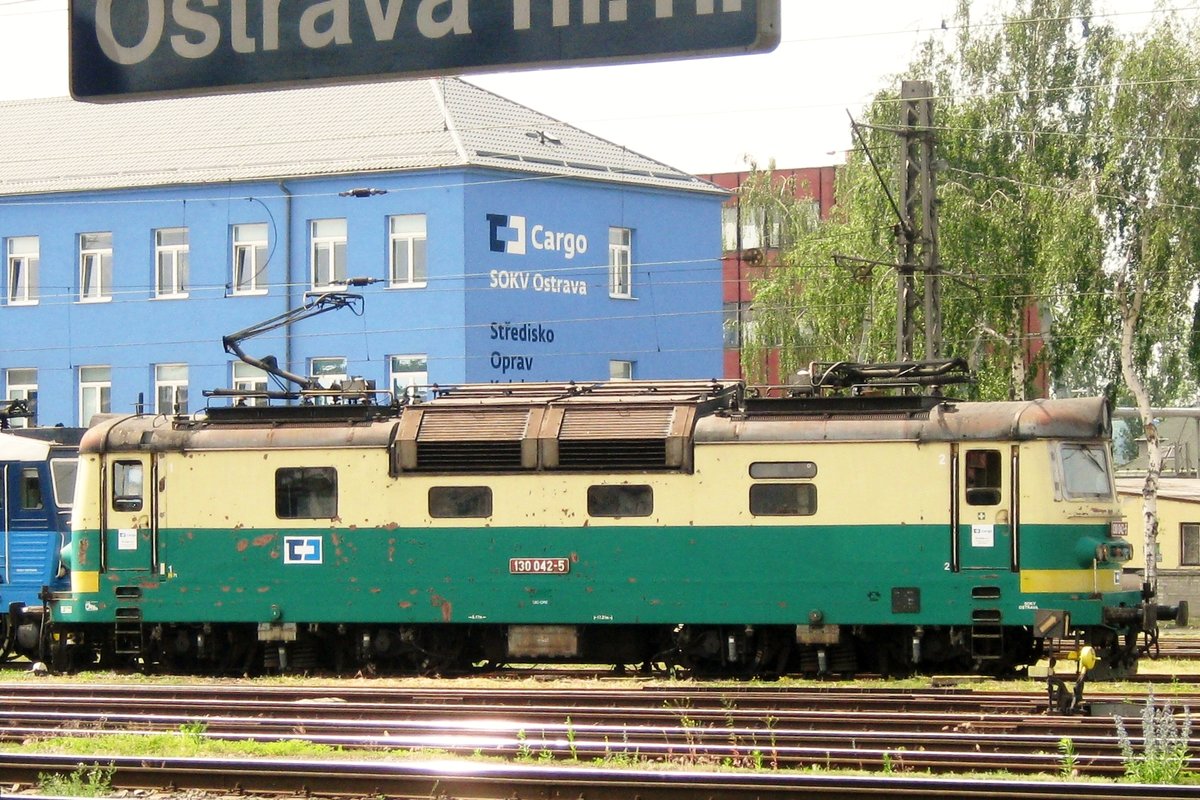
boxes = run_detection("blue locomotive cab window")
[112,461,144,512]
[20,467,43,510]
[965,450,1002,506]
[429,486,492,518]
[52,458,77,509]
[588,485,653,518]
[276,467,337,519]
[750,484,817,516]
[1060,443,1113,500]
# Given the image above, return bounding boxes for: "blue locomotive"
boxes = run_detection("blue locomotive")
[0,403,84,662]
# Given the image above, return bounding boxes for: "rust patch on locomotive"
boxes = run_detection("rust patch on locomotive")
[429,592,453,622]
[77,537,91,567]
[236,539,249,553]
[253,534,275,547]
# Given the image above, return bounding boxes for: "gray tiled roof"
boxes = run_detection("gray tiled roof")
[0,78,720,197]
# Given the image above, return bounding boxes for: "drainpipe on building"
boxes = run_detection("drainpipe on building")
[278,181,295,398]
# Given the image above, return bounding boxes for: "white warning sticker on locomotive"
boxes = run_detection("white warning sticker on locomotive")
[118,528,138,550]
[971,524,995,548]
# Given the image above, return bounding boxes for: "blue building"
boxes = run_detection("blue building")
[0,79,724,427]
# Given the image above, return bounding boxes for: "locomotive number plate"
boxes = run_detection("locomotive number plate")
[510,557,570,575]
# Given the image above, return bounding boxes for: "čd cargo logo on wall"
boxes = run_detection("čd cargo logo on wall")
[487,214,588,260]
[488,214,589,296]
[70,1,780,102]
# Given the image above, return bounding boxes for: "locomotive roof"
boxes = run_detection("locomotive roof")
[0,427,86,460]
[80,383,1111,460]
[697,396,1112,443]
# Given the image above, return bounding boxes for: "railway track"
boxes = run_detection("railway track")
[0,681,1196,790]
[5,751,1200,800]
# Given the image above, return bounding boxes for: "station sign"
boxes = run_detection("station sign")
[69,0,781,102]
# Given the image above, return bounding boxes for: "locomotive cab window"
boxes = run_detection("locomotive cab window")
[429,486,492,519]
[19,467,43,510]
[276,467,337,519]
[112,460,144,511]
[1059,443,1114,500]
[964,449,1002,506]
[588,485,653,518]
[750,484,817,516]
[51,458,78,509]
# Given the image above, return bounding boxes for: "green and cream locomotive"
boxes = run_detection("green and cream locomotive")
[49,365,1180,677]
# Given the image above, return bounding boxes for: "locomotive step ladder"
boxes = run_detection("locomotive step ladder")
[971,609,1004,660]
[113,607,144,656]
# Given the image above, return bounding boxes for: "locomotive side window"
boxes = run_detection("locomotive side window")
[275,467,337,519]
[964,450,1001,506]
[750,484,817,516]
[429,486,492,518]
[588,485,653,518]
[112,460,144,512]
[749,461,817,479]
[19,467,43,509]
[1059,443,1113,500]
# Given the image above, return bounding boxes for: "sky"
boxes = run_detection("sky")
[0,1,1190,173]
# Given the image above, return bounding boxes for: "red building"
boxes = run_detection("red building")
[697,166,838,384]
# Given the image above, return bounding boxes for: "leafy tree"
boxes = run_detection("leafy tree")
[1084,14,1200,585]
[745,0,1120,399]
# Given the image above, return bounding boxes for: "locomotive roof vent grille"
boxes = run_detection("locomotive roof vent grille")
[544,405,692,471]
[396,407,538,472]
[557,439,669,470]
[393,400,699,473]
[415,440,526,471]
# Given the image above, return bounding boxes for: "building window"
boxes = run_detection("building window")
[232,362,269,405]
[154,227,189,298]
[1183,523,1200,567]
[79,232,113,302]
[276,467,337,519]
[389,354,427,400]
[6,236,38,305]
[609,360,633,381]
[310,357,348,389]
[608,227,632,298]
[720,205,739,252]
[155,363,188,415]
[79,365,111,424]
[723,301,757,349]
[389,214,427,288]
[6,368,37,429]
[232,223,269,295]
[311,218,347,289]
